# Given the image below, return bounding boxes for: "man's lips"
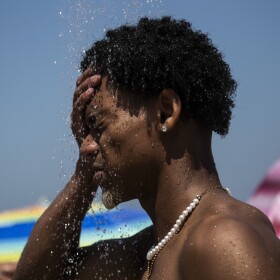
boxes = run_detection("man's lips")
[92,163,106,184]
[93,163,105,172]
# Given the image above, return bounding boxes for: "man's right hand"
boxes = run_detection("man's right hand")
[71,68,101,148]
[71,68,102,189]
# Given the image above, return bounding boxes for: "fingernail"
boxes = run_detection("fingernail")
[85,88,94,95]
[91,75,101,82]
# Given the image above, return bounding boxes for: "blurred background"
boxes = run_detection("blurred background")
[0,0,280,268]
[0,0,279,214]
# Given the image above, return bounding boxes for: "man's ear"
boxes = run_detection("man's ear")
[157,89,181,132]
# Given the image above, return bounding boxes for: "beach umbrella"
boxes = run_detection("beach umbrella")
[0,202,151,263]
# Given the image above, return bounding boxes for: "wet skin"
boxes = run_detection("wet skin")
[14,69,280,280]
[80,77,164,210]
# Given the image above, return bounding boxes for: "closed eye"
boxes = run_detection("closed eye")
[85,109,108,135]
[90,126,105,140]
[85,115,96,129]
[87,117,106,139]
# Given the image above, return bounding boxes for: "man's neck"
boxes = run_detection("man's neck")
[139,157,220,243]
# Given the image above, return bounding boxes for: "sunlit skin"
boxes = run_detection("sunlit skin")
[14,69,280,280]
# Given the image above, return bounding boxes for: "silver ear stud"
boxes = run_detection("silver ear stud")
[162,124,168,132]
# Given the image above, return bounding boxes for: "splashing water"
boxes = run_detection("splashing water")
[53,0,163,242]
[55,0,164,178]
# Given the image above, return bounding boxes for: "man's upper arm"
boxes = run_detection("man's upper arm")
[182,218,280,280]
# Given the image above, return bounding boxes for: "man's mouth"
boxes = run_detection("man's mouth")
[92,163,106,184]
[93,163,105,172]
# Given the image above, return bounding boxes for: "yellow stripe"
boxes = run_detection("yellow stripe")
[0,252,20,263]
[0,202,107,226]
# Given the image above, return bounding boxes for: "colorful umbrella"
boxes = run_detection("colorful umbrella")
[0,202,151,263]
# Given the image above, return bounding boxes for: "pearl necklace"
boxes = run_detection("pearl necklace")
[146,185,231,279]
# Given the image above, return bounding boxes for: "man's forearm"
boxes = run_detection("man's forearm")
[14,68,101,279]
[14,174,96,280]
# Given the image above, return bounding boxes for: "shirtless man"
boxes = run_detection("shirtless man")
[14,16,280,280]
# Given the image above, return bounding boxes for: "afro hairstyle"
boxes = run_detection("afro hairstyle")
[80,16,237,135]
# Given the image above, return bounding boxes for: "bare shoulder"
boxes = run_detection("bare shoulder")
[180,198,280,280]
[69,226,153,280]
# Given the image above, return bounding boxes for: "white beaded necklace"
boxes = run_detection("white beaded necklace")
[146,185,231,279]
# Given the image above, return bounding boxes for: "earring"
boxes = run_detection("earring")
[161,124,168,132]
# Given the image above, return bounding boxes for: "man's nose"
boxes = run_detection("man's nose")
[80,134,100,156]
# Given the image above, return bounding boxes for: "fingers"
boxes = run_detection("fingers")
[71,69,101,147]
[76,67,93,87]
[73,72,102,104]
[71,88,93,143]
[74,87,94,110]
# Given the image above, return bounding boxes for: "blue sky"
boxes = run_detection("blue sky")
[0,0,279,211]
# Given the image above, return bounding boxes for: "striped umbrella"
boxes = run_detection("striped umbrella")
[0,202,151,263]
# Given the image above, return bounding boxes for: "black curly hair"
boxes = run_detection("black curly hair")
[80,16,237,135]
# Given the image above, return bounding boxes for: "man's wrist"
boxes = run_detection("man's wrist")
[72,161,98,193]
